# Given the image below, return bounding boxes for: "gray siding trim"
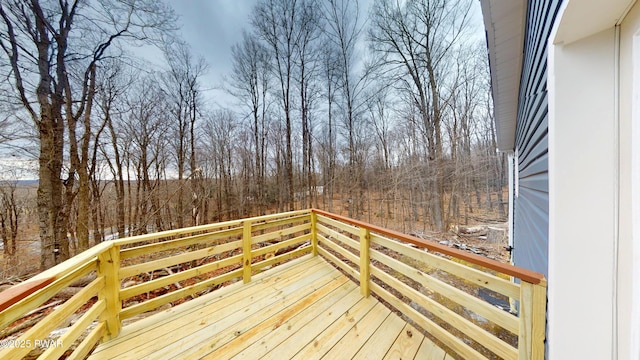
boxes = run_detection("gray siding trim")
[512,0,562,278]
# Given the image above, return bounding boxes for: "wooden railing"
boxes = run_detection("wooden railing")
[0,209,546,359]
[312,209,546,360]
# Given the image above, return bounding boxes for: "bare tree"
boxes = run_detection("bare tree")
[230,31,271,214]
[98,59,132,240]
[369,0,473,231]
[201,109,239,220]
[162,40,207,227]
[252,0,316,211]
[0,180,20,257]
[317,37,344,212]
[322,0,371,217]
[0,0,176,269]
[123,75,172,234]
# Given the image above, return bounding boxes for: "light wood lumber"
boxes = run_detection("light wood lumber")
[311,211,318,256]
[317,246,360,280]
[119,269,243,320]
[291,296,379,360]
[252,246,312,273]
[0,276,104,360]
[88,256,455,360]
[0,260,96,329]
[352,310,405,360]
[369,281,487,360]
[120,228,243,260]
[382,323,425,360]
[39,299,106,359]
[518,281,546,360]
[371,267,517,360]
[243,220,252,283]
[140,266,344,360]
[371,233,520,299]
[201,277,353,359]
[316,223,360,251]
[258,287,362,360]
[359,227,371,297]
[317,233,359,265]
[370,247,519,334]
[250,223,310,244]
[92,258,332,358]
[316,214,360,236]
[313,209,545,285]
[28,242,111,283]
[321,302,391,359]
[101,257,322,351]
[68,322,106,360]
[114,220,243,247]
[98,245,121,340]
[119,254,242,299]
[113,210,310,247]
[531,283,547,360]
[249,213,311,232]
[251,233,311,258]
[119,241,241,280]
[415,336,448,360]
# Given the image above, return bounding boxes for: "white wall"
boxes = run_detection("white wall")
[619,4,640,359]
[548,27,617,360]
[548,1,640,358]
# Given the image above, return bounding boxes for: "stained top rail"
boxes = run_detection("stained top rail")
[311,208,546,284]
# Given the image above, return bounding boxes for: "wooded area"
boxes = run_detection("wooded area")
[0,0,505,271]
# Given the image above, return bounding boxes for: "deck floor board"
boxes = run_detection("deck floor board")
[88,255,448,360]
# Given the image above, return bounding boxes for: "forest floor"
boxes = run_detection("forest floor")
[0,194,511,281]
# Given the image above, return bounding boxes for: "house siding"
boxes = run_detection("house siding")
[513,0,563,277]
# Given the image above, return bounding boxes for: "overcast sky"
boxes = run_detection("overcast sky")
[169,1,258,107]
[168,0,484,108]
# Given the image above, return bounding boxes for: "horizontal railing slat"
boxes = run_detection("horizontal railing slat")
[252,246,312,273]
[120,227,243,260]
[251,223,311,244]
[371,233,520,300]
[39,298,106,359]
[316,223,360,252]
[120,254,243,300]
[119,241,241,280]
[120,269,244,320]
[0,276,105,360]
[251,213,311,232]
[317,247,360,281]
[369,246,519,334]
[313,209,545,284]
[316,214,360,236]
[371,267,518,360]
[317,234,360,266]
[251,233,311,259]
[67,321,107,360]
[0,260,97,329]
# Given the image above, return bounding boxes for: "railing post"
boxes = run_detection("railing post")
[311,211,318,256]
[359,227,371,297]
[242,220,252,283]
[518,280,547,360]
[97,244,121,341]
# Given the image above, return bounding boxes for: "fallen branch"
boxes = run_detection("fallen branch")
[0,313,46,338]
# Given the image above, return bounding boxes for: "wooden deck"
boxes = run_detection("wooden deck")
[88,255,450,360]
